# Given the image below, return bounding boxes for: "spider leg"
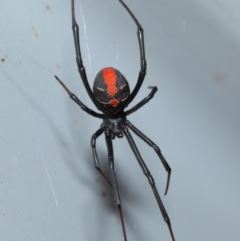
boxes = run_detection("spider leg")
[118,0,146,104]
[123,126,175,241]
[105,131,127,241]
[71,0,101,110]
[91,127,112,186]
[125,86,158,116]
[55,75,103,118]
[126,120,171,195]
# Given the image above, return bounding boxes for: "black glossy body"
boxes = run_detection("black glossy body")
[93,68,130,116]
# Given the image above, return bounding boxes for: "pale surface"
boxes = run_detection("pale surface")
[0,0,240,241]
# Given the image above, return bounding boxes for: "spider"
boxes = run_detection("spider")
[55,0,175,240]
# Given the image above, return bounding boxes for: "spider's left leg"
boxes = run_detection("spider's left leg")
[91,127,112,186]
[126,120,171,195]
[105,132,127,241]
[71,0,100,109]
[123,127,175,241]
[55,76,103,118]
[125,86,157,116]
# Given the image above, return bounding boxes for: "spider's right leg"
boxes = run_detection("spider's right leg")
[126,120,171,195]
[71,0,100,109]
[105,131,127,241]
[124,126,175,241]
[119,0,147,104]
[91,127,112,186]
[125,86,157,116]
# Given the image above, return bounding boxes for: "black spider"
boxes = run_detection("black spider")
[55,0,175,241]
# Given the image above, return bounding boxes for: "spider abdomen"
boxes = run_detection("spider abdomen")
[93,67,130,115]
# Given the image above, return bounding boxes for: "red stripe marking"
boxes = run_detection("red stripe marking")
[103,68,118,96]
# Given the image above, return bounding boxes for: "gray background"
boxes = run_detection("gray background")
[0,0,240,241]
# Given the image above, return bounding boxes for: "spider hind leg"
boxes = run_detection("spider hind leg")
[123,126,175,241]
[91,127,127,240]
[105,132,127,241]
[91,127,112,186]
[126,120,171,195]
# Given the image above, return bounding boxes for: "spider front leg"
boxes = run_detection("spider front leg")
[126,121,171,195]
[118,0,147,104]
[105,132,127,241]
[71,0,100,109]
[123,127,175,241]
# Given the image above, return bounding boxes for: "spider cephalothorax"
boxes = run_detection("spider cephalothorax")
[93,67,130,115]
[55,1,175,241]
[102,116,126,139]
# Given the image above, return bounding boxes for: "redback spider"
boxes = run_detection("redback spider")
[55,0,175,240]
